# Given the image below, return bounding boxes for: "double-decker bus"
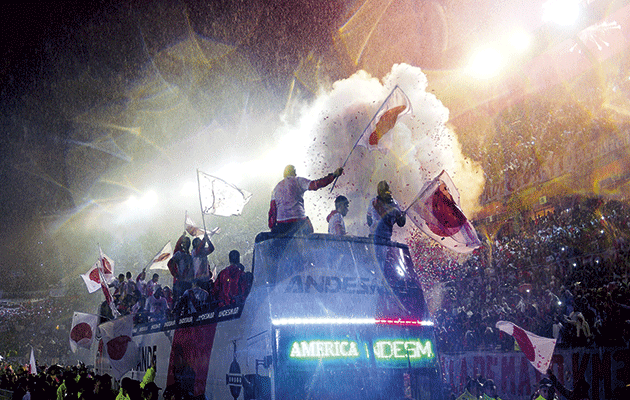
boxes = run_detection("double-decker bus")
[96,233,444,400]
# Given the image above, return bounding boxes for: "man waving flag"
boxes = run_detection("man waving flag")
[406,170,481,253]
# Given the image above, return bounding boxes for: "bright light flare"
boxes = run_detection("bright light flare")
[466,47,504,79]
[180,181,197,197]
[510,30,532,53]
[542,0,581,27]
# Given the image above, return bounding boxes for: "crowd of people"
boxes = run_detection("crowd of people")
[99,237,252,325]
[421,195,630,353]
[0,358,198,399]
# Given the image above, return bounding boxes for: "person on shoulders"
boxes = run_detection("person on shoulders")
[327,195,350,236]
[269,164,343,235]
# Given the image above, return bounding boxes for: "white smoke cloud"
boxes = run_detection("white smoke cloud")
[275,63,485,240]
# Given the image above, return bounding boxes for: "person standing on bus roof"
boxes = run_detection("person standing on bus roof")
[213,250,248,308]
[269,164,343,235]
[191,233,214,293]
[327,195,350,235]
[367,180,405,240]
[168,233,193,300]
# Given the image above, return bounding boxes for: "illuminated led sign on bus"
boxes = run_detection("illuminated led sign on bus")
[288,339,434,362]
[373,340,434,360]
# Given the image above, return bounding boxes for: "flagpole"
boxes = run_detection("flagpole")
[330,85,400,193]
[196,169,208,233]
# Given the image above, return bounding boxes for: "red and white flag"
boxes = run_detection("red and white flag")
[406,170,481,254]
[148,241,173,271]
[99,267,121,319]
[359,85,412,150]
[185,211,220,238]
[98,315,138,379]
[80,248,116,293]
[69,312,99,353]
[496,320,556,374]
[80,261,104,293]
[198,171,252,217]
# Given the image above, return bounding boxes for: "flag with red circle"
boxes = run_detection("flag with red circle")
[69,312,99,353]
[406,170,482,253]
[496,320,557,374]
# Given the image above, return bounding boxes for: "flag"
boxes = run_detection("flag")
[198,171,252,217]
[148,241,173,271]
[98,315,138,379]
[406,170,482,253]
[496,321,556,374]
[29,347,37,375]
[80,249,116,293]
[185,212,221,238]
[69,312,99,353]
[100,267,121,319]
[80,261,104,293]
[359,85,412,150]
[99,248,116,280]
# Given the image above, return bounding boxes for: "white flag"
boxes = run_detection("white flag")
[496,320,556,374]
[148,241,173,271]
[29,347,37,375]
[70,312,99,353]
[98,315,138,379]
[406,170,482,254]
[198,171,252,216]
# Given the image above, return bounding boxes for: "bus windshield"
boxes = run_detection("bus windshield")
[253,233,430,321]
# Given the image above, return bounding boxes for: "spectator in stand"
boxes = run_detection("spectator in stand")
[168,233,194,300]
[191,233,215,293]
[214,250,248,308]
[145,287,169,322]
